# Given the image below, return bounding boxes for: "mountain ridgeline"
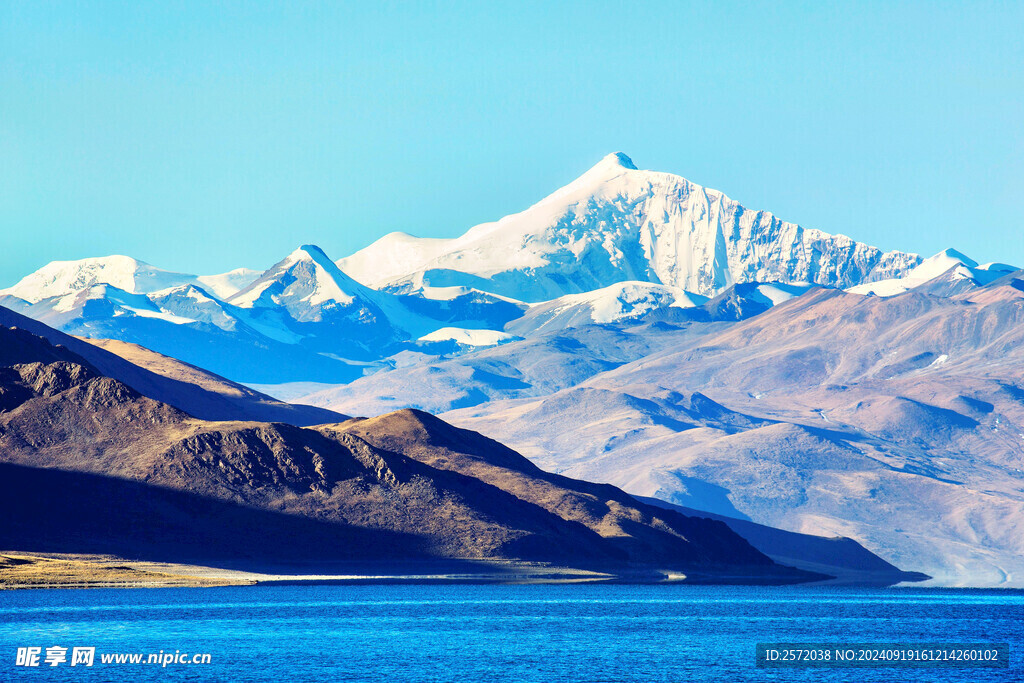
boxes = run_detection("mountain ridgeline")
[0,311,829,582]
[2,152,1019,586]
[0,153,927,384]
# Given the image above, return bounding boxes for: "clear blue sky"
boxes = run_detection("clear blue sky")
[2,1,1022,286]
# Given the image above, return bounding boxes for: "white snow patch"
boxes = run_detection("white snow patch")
[418,327,519,347]
[751,282,815,306]
[196,268,260,299]
[546,281,707,324]
[337,232,453,289]
[230,278,275,308]
[52,292,81,313]
[231,309,303,344]
[121,306,197,325]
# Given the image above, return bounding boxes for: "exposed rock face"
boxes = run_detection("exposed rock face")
[334,409,774,567]
[0,305,346,425]
[0,319,800,579]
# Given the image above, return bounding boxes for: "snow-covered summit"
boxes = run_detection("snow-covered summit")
[0,254,262,305]
[229,245,366,311]
[0,255,197,303]
[847,248,1019,297]
[346,153,922,301]
[535,152,639,206]
[224,244,443,344]
[336,232,452,289]
[505,281,708,336]
[602,151,639,170]
[196,268,261,299]
[417,327,520,348]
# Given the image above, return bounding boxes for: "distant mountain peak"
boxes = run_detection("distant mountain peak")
[290,244,333,262]
[0,255,191,304]
[933,248,978,268]
[845,247,1022,297]
[283,245,364,287]
[230,244,362,309]
[346,155,922,301]
[600,151,638,170]
[556,152,641,195]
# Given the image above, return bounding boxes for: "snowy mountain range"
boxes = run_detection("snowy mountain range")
[3,152,1021,585]
[340,153,922,300]
[1,152,942,383]
[0,245,526,383]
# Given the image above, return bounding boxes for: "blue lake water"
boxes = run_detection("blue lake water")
[1,584,1021,681]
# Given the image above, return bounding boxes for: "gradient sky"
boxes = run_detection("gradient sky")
[2,1,1022,287]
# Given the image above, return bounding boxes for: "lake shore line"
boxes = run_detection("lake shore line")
[0,552,648,590]
[0,552,837,590]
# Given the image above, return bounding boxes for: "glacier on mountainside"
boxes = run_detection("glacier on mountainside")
[344,153,922,301]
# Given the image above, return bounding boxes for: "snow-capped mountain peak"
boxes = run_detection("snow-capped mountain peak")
[283,244,333,268]
[336,233,453,288]
[2,154,982,389]
[528,152,641,213]
[348,153,922,301]
[229,244,366,310]
[150,283,218,303]
[605,151,638,170]
[0,255,196,303]
[0,255,262,305]
[846,248,1019,297]
[562,151,639,187]
[195,267,261,299]
[914,248,978,275]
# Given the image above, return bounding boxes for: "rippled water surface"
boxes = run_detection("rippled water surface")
[1,584,1021,681]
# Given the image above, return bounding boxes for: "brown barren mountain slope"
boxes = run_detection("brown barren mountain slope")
[334,409,774,569]
[0,320,805,581]
[0,305,345,425]
[445,279,1024,585]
